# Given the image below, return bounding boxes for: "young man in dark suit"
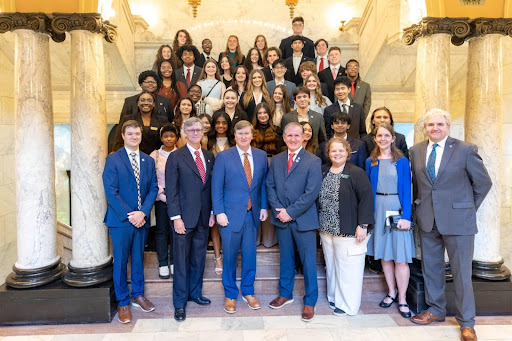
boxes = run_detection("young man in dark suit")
[318,112,367,169]
[195,38,215,68]
[175,45,203,88]
[284,36,315,86]
[410,109,492,341]
[324,77,367,139]
[165,117,215,322]
[102,120,159,324]
[119,70,173,122]
[318,47,346,102]
[279,17,315,60]
[266,122,322,322]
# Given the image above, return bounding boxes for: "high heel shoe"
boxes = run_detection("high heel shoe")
[398,304,412,318]
[379,294,396,308]
[214,256,223,275]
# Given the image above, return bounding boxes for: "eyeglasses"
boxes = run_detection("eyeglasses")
[185,129,203,134]
[346,66,359,70]
[143,80,157,84]
[292,23,304,27]
[139,98,154,103]
[274,66,286,70]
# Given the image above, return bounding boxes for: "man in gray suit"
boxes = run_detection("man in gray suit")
[410,109,492,341]
[280,86,327,146]
[345,59,371,116]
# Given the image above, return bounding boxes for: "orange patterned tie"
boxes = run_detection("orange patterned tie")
[243,152,252,210]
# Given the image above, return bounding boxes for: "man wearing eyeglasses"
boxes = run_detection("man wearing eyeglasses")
[279,17,315,60]
[345,59,372,116]
[119,70,174,122]
[165,117,216,322]
[196,38,215,68]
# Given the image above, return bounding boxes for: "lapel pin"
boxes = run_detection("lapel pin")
[141,158,145,162]
[208,159,211,162]
[296,157,300,162]
[450,145,453,148]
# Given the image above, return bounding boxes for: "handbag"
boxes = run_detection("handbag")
[385,210,415,231]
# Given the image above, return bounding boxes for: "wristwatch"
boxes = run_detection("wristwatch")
[360,224,368,229]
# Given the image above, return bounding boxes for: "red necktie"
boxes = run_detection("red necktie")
[194,150,206,184]
[186,68,191,87]
[351,81,356,97]
[287,153,295,173]
[332,67,337,80]
[319,57,324,72]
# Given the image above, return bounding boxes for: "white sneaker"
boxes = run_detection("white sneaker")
[159,265,170,279]
[170,264,174,276]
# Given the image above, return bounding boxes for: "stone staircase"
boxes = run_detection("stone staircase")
[135,246,388,298]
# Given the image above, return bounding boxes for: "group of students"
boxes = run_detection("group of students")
[103,16,490,341]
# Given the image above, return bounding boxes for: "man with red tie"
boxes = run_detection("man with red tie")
[266,122,322,322]
[165,117,215,322]
[345,59,372,116]
[175,45,203,88]
[315,39,329,73]
[318,47,346,102]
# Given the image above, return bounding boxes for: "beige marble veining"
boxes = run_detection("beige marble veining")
[69,30,111,268]
[465,34,504,263]
[413,33,450,144]
[13,30,60,269]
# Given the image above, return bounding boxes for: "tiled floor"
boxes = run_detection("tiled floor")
[0,295,511,340]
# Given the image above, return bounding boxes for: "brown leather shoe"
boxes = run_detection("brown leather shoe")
[242,295,261,310]
[301,305,315,322]
[131,296,155,312]
[410,311,445,325]
[224,297,236,314]
[117,306,131,324]
[460,326,477,341]
[268,296,294,309]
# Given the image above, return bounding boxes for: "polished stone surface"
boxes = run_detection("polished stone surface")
[68,30,111,270]
[13,29,59,270]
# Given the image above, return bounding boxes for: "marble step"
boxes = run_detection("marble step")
[134,251,387,297]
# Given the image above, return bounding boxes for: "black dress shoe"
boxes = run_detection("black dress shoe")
[174,308,186,322]
[379,294,396,308]
[189,296,211,305]
[398,304,412,318]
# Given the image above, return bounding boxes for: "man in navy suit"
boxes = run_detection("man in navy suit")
[324,77,367,139]
[266,122,322,322]
[318,47,346,102]
[318,112,367,169]
[279,16,315,60]
[103,120,158,324]
[165,117,216,322]
[212,120,269,314]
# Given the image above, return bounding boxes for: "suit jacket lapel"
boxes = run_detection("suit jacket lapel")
[120,148,136,182]
[203,148,214,182]
[435,137,455,183]
[418,140,431,184]
[286,148,304,178]
[181,147,202,180]
[230,147,248,187]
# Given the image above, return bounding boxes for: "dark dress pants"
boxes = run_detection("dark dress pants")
[155,200,173,267]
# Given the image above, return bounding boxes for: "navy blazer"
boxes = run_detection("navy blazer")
[103,147,158,228]
[262,66,274,82]
[279,36,315,60]
[266,148,322,231]
[165,145,215,229]
[211,146,269,232]
[318,66,347,102]
[318,135,367,169]
[284,55,315,85]
[324,101,367,140]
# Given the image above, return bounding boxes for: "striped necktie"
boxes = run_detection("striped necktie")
[130,152,141,210]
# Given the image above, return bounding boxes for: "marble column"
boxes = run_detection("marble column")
[5,28,65,288]
[49,14,118,287]
[413,33,450,143]
[62,30,113,287]
[465,19,511,280]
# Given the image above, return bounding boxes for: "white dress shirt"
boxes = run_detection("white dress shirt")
[316,55,329,71]
[338,98,351,113]
[426,135,448,176]
[292,54,303,74]
[185,65,195,77]
[288,146,303,162]
[236,145,254,175]
[124,147,140,168]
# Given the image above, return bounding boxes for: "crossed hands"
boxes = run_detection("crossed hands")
[276,208,292,223]
[128,211,146,228]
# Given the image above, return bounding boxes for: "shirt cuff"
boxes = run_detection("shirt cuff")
[170,215,181,220]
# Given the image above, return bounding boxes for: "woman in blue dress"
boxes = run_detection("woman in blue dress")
[366,123,414,319]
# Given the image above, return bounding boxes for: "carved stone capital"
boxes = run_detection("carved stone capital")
[51,13,118,43]
[470,18,512,39]
[403,17,471,46]
[0,12,66,42]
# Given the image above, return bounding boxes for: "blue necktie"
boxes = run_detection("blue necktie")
[427,143,439,183]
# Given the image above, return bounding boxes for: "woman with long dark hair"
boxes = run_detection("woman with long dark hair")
[228,65,249,98]
[243,47,264,74]
[173,96,197,148]
[239,69,271,121]
[270,84,292,128]
[157,60,187,110]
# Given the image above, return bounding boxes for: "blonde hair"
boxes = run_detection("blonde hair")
[242,69,271,107]
[305,74,327,107]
